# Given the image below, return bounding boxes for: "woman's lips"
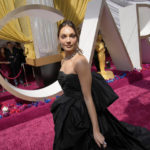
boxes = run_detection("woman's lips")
[65,45,72,48]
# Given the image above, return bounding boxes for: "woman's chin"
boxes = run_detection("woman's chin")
[64,48,74,51]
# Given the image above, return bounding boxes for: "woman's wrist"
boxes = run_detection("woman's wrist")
[93,126,100,133]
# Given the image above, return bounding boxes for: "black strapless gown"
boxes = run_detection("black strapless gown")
[51,71,150,150]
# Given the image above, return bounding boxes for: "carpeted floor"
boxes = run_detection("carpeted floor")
[108,75,150,130]
[0,113,54,150]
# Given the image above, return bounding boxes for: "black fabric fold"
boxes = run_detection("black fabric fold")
[91,72,118,111]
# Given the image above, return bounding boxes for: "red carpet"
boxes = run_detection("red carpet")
[0,113,54,150]
[108,75,150,130]
[0,69,150,150]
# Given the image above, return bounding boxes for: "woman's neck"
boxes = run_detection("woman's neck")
[64,50,78,60]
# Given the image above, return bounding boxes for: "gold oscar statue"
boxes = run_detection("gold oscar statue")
[95,34,114,80]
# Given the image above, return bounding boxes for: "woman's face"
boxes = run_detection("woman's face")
[59,25,78,52]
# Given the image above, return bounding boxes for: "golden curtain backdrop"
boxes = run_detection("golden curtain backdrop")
[0,0,35,59]
[53,0,90,27]
[0,0,91,59]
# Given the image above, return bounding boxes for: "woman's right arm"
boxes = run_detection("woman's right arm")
[75,55,106,148]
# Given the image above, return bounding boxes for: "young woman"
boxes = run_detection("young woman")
[51,20,150,150]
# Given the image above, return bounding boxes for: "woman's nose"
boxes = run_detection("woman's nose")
[66,37,71,42]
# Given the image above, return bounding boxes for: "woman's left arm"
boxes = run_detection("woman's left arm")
[75,56,105,148]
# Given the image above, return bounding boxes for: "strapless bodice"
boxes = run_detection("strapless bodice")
[57,71,118,111]
[58,71,83,97]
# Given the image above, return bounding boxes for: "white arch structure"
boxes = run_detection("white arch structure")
[119,4,150,70]
[0,4,64,28]
[0,4,64,101]
[1,1,149,101]
[79,0,133,71]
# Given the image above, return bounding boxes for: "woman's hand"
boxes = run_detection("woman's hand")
[93,131,107,148]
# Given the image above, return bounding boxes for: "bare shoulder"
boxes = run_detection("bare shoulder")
[74,53,88,65]
[74,53,90,73]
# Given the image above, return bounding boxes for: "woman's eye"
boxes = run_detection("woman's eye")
[70,34,76,38]
[61,35,66,39]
